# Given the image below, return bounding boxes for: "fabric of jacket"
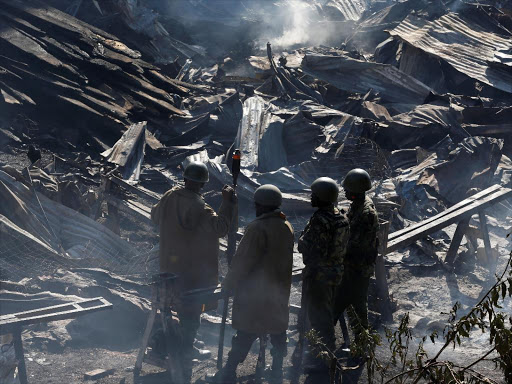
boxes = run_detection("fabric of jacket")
[151,186,234,309]
[223,210,294,335]
[298,206,350,286]
[344,195,379,276]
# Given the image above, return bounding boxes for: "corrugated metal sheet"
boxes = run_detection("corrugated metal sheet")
[389,13,512,94]
[301,53,432,104]
[324,0,369,21]
[0,170,137,264]
[233,96,287,174]
[102,122,147,182]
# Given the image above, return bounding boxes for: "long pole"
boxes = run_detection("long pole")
[291,279,308,384]
[217,149,241,370]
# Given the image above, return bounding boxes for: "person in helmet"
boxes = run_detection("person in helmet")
[207,185,294,384]
[151,161,236,383]
[334,168,379,331]
[298,177,350,371]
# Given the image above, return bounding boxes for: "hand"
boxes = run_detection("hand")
[222,185,235,201]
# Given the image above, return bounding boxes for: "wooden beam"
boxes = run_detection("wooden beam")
[387,187,512,253]
[109,175,161,204]
[445,217,471,265]
[388,185,502,242]
[134,307,157,377]
[478,211,493,265]
[0,297,112,332]
[105,195,152,223]
[13,326,28,384]
[376,221,393,321]
[84,369,115,381]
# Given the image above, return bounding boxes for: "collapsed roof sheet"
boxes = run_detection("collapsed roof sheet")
[0,171,135,262]
[388,13,512,94]
[0,0,190,146]
[394,136,504,220]
[323,0,369,21]
[0,169,138,279]
[375,103,462,150]
[234,96,287,174]
[301,53,432,105]
[102,122,147,182]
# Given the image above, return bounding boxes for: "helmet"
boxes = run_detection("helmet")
[183,161,209,183]
[342,168,371,193]
[254,184,282,207]
[311,177,339,203]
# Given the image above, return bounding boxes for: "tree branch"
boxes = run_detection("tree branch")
[463,347,496,371]
[411,252,512,384]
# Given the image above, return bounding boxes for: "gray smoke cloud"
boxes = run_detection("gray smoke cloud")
[256,0,341,48]
[153,0,350,54]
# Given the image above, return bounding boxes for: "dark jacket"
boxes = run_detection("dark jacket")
[151,186,234,304]
[223,210,294,334]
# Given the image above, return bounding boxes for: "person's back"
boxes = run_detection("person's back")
[229,210,294,335]
[298,177,349,372]
[151,161,235,384]
[345,195,379,270]
[207,185,293,384]
[334,168,378,332]
[301,207,349,276]
[153,185,231,291]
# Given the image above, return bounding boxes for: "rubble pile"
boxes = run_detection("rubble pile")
[1,0,512,382]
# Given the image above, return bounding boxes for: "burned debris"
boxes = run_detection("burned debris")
[1,0,512,383]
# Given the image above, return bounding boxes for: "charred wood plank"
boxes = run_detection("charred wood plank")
[478,211,494,265]
[445,217,471,265]
[147,70,215,94]
[12,326,28,384]
[109,175,160,204]
[387,186,512,253]
[0,297,112,333]
[388,184,502,242]
[0,24,83,81]
[105,195,152,223]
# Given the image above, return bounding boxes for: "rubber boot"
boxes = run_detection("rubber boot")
[303,350,328,374]
[205,359,238,384]
[270,355,284,384]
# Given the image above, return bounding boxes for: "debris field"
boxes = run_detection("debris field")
[0,0,511,383]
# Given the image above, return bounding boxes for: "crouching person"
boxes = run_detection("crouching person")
[206,185,294,384]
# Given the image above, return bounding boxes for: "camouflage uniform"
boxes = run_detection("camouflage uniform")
[334,196,379,329]
[298,206,349,353]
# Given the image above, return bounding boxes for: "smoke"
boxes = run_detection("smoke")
[268,1,319,47]
[144,0,346,59]
[254,0,342,49]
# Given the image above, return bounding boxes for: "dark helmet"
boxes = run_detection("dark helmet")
[254,184,282,207]
[183,161,209,183]
[311,177,339,203]
[343,168,371,193]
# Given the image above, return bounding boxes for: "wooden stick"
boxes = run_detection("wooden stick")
[13,326,28,384]
[445,217,471,265]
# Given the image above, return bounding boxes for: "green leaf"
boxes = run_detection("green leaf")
[492,289,499,305]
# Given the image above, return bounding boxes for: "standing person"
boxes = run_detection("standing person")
[151,161,236,384]
[334,168,379,331]
[298,177,350,371]
[206,185,294,384]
